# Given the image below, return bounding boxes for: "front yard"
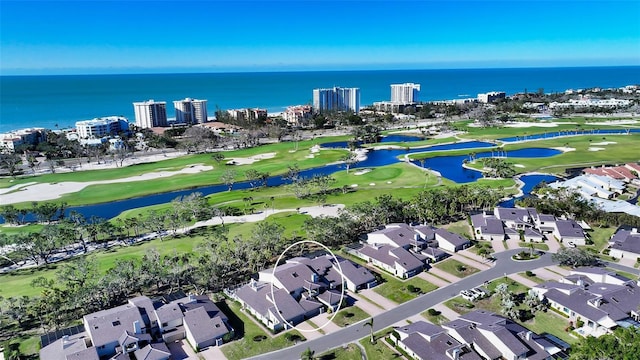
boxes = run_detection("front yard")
[220,300,307,360]
[332,306,370,328]
[373,274,438,304]
[433,258,480,278]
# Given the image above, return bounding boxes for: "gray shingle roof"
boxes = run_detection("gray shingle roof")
[496,207,532,222]
[368,223,418,247]
[334,260,375,288]
[358,244,424,272]
[610,229,640,255]
[183,306,229,344]
[482,218,506,236]
[154,302,183,325]
[389,246,425,271]
[555,219,585,238]
[273,262,322,293]
[435,228,471,247]
[84,304,144,348]
[179,295,228,322]
[266,288,307,323]
[133,342,171,360]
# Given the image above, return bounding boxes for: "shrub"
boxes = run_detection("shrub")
[525,270,535,277]
[576,319,585,328]
[407,284,416,293]
[427,308,441,316]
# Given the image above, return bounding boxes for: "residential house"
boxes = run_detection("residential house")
[523,228,545,243]
[531,268,640,337]
[471,213,505,241]
[443,310,563,359]
[534,214,557,234]
[351,243,426,278]
[366,223,425,250]
[40,294,231,359]
[133,343,171,360]
[552,219,587,245]
[392,321,482,360]
[494,207,537,229]
[434,228,472,252]
[609,227,640,262]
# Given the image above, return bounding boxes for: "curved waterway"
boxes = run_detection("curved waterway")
[498,128,640,142]
[9,136,564,221]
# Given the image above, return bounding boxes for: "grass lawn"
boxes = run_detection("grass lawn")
[18,334,40,358]
[606,267,639,281]
[221,300,307,360]
[442,220,472,238]
[421,309,450,325]
[587,226,616,252]
[0,212,312,299]
[518,271,545,284]
[433,258,480,278]
[468,241,494,256]
[317,343,363,360]
[518,242,550,251]
[359,327,402,359]
[373,274,438,304]
[331,306,370,328]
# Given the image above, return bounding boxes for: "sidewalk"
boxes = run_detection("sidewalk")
[458,249,494,268]
[296,321,325,340]
[428,266,462,283]
[308,312,343,334]
[452,252,491,270]
[358,288,399,310]
[432,301,461,323]
[532,267,562,281]
[417,271,450,287]
[546,265,571,276]
[507,273,538,288]
[349,292,385,316]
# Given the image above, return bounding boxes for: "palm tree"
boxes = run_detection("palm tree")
[301,347,314,360]
[364,318,375,344]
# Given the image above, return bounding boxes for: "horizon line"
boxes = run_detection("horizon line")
[3,63,640,77]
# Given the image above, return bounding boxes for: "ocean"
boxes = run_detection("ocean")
[1,66,639,133]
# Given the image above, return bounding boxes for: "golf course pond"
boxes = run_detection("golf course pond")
[58,136,563,220]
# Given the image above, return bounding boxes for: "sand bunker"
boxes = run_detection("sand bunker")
[553,147,576,152]
[591,141,617,146]
[514,164,525,168]
[588,147,605,152]
[354,169,372,176]
[0,164,213,205]
[227,152,276,165]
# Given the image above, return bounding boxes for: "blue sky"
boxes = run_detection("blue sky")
[1,0,639,74]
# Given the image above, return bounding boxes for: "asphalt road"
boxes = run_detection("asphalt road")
[248,249,557,360]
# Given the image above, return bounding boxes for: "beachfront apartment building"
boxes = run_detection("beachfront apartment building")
[313,87,360,114]
[173,98,208,124]
[391,83,421,104]
[283,105,313,127]
[0,128,47,152]
[75,116,129,139]
[133,100,168,129]
[477,91,506,104]
[226,108,267,123]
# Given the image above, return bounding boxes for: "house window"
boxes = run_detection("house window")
[563,307,569,313]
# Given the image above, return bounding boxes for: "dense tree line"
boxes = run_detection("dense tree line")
[517,186,640,228]
[569,326,640,360]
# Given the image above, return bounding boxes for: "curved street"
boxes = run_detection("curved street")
[249,249,558,360]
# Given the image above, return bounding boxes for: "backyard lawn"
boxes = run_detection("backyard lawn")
[433,258,480,278]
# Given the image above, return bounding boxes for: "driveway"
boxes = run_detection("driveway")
[545,236,561,253]
[166,339,198,360]
[451,252,491,270]
[418,271,450,287]
[507,273,539,288]
[428,266,462,283]
[248,249,557,360]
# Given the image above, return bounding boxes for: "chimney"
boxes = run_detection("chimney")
[133,320,141,334]
[525,331,532,340]
[311,273,319,283]
[188,294,197,303]
[451,348,461,360]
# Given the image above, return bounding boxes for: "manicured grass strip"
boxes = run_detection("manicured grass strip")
[518,272,545,284]
[317,343,363,360]
[221,300,307,360]
[421,309,450,325]
[432,258,480,278]
[358,327,401,359]
[332,306,370,328]
[518,242,549,251]
[373,275,438,304]
[441,220,472,238]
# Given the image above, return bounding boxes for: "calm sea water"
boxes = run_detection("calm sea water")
[1,66,639,132]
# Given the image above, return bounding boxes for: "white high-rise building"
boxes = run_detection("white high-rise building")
[391,83,420,104]
[313,87,360,114]
[133,100,167,129]
[173,98,208,124]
